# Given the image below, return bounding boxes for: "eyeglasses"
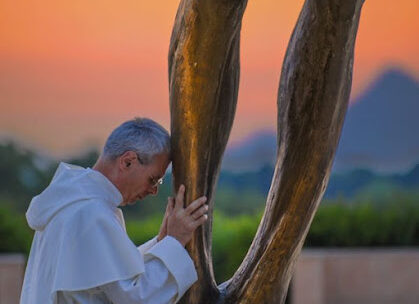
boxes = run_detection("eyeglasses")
[149,176,164,188]
[135,153,164,188]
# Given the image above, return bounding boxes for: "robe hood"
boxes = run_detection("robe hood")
[26,162,123,231]
[21,162,146,304]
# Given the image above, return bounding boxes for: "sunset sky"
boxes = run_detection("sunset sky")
[0,0,418,157]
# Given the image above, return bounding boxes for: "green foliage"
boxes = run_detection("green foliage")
[126,216,162,245]
[213,187,265,216]
[0,203,33,254]
[212,211,261,283]
[0,142,52,212]
[306,191,419,247]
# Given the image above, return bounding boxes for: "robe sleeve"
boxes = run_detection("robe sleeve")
[137,236,158,255]
[101,236,197,304]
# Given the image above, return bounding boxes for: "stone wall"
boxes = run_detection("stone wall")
[0,254,25,304]
[292,249,419,304]
[2,250,419,303]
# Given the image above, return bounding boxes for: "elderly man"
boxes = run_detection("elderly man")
[20,118,208,304]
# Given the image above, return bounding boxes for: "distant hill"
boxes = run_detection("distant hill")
[334,68,419,172]
[221,130,277,172]
[222,67,419,173]
[217,163,419,201]
[325,164,419,198]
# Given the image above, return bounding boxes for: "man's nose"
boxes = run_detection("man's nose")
[149,186,158,196]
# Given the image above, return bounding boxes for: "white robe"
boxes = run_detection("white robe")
[20,163,197,304]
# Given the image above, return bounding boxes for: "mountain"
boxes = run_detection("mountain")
[333,68,419,172]
[222,67,419,173]
[221,130,277,172]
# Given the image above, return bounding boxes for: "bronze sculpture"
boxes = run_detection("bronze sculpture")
[169,0,365,303]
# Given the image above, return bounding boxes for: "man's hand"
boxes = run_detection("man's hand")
[166,184,208,246]
[157,197,175,241]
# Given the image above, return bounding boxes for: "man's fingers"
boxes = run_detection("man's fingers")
[192,214,208,229]
[167,197,175,213]
[175,185,185,210]
[185,196,207,214]
[191,204,208,220]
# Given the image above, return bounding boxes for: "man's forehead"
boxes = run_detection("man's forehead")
[151,153,170,175]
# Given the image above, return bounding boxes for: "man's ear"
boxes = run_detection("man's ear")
[118,151,137,170]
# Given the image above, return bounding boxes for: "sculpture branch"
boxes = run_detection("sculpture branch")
[225,1,365,303]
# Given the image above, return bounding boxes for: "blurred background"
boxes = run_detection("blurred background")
[0,0,418,303]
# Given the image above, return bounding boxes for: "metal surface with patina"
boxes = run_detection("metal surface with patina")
[168,0,365,303]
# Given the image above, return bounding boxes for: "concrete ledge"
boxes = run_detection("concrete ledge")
[292,248,419,304]
[2,250,419,304]
[0,254,25,304]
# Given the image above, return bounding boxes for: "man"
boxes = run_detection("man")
[20,118,208,304]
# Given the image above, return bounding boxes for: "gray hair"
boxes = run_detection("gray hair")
[103,118,170,164]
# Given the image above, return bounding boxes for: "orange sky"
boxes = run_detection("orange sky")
[0,0,418,157]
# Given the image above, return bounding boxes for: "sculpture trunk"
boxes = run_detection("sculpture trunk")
[169,0,364,303]
[169,0,248,302]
